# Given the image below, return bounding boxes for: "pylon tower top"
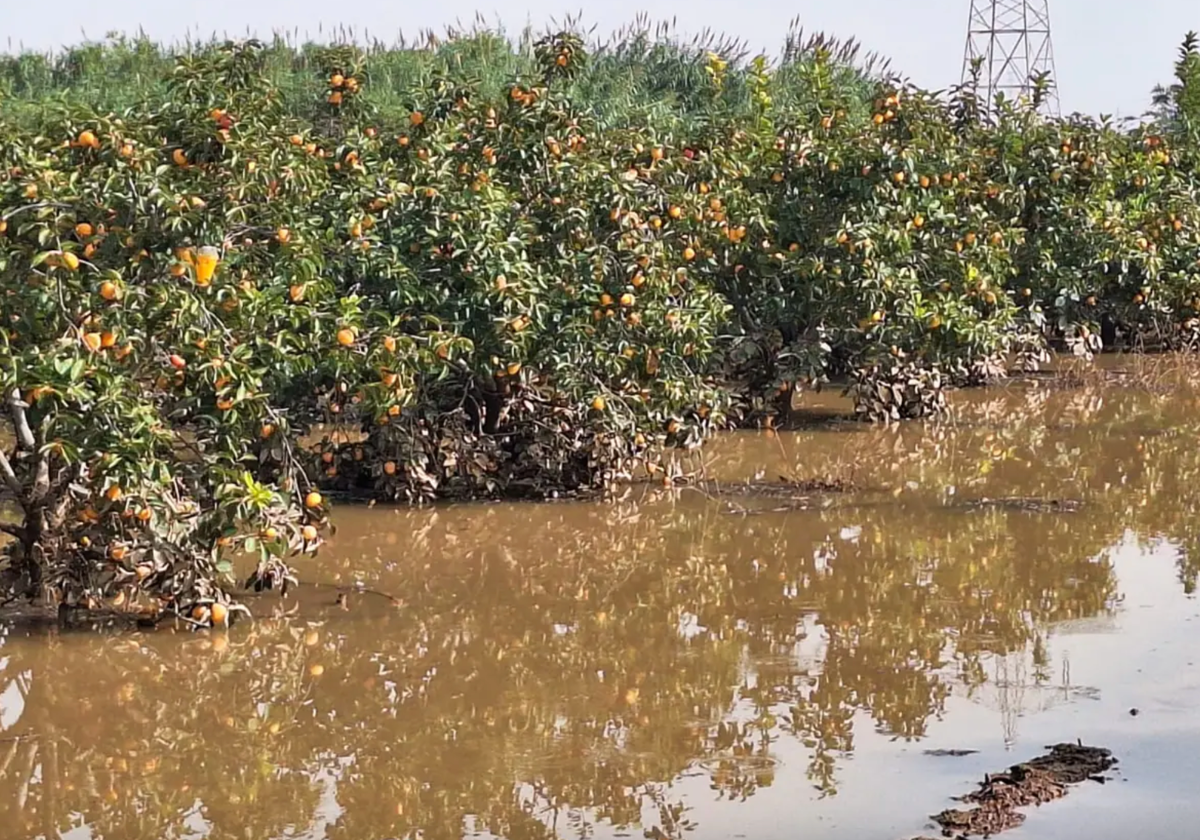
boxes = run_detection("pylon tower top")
[962,0,1060,116]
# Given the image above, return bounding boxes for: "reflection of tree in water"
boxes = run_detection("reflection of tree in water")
[3,380,1200,836]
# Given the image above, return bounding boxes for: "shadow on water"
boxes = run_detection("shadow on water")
[3,376,1200,838]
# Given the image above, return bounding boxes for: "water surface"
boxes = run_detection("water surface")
[2,377,1199,839]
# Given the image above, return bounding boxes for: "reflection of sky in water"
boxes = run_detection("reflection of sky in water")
[491,533,1200,840]
[0,671,23,731]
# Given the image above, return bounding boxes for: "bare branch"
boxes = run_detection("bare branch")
[7,390,35,451]
[0,201,70,223]
[32,455,50,503]
[0,523,23,539]
[46,462,82,503]
[0,448,24,505]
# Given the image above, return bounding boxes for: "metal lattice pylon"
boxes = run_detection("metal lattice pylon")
[962,0,1060,116]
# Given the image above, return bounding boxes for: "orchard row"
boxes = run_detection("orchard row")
[1,34,1198,617]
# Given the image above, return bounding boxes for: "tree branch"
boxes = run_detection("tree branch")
[31,456,50,504]
[42,463,83,530]
[0,202,70,223]
[7,390,35,451]
[0,449,24,505]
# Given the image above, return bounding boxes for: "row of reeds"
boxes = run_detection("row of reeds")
[0,16,890,130]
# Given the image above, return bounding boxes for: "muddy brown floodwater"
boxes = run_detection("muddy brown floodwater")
[4,375,1200,840]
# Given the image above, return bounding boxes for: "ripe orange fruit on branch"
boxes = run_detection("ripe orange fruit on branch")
[82,332,103,352]
[301,525,318,542]
[77,130,100,149]
[305,491,323,509]
[591,396,607,411]
[75,222,94,238]
[682,247,696,261]
[383,461,397,475]
[210,602,229,626]
[168,354,186,370]
[336,328,356,347]
[99,281,119,301]
[330,73,345,88]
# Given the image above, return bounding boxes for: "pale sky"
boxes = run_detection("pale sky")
[1,0,1194,118]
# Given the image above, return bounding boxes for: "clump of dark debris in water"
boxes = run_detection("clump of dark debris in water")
[916,743,1116,838]
[695,475,858,515]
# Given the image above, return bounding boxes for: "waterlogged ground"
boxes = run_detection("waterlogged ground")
[3,373,1200,839]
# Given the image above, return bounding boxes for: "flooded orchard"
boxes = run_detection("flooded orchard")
[4,374,1200,840]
